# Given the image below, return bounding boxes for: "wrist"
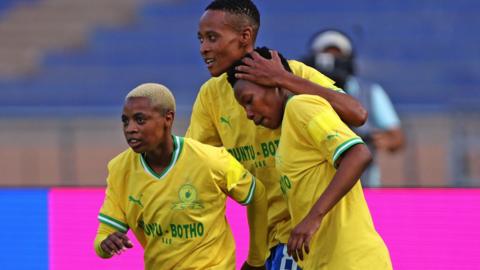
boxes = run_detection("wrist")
[310,206,327,219]
[275,70,292,89]
[246,259,264,268]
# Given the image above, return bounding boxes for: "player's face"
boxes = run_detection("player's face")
[198,10,250,77]
[122,97,172,153]
[234,80,285,129]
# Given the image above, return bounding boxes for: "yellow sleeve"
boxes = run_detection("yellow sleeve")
[97,175,128,233]
[306,100,364,166]
[288,60,344,92]
[94,161,130,257]
[218,149,257,205]
[214,148,268,266]
[185,83,223,146]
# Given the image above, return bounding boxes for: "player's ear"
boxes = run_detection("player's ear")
[164,110,175,129]
[240,26,254,47]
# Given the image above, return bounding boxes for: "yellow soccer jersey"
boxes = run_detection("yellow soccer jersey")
[277,95,392,269]
[96,136,258,270]
[186,60,339,248]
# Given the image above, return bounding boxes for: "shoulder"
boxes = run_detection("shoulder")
[182,137,230,166]
[351,76,388,93]
[199,73,231,96]
[286,95,332,112]
[287,59,317,77]
[284,95,334,126]
[107,148,136,171]
[182,138,233,176]
[195,73,235,110]
[351,76,394,107]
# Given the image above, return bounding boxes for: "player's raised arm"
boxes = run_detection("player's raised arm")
[276,72,368,127]
[235,49,368,127]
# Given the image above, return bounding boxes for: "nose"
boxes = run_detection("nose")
[124,121,138,133]
[200,41,210,56]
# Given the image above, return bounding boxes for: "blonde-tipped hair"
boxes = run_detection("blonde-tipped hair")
[125,83,176,114]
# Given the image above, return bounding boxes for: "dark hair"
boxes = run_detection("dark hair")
[227,47,292,88]
[206,0,260,38]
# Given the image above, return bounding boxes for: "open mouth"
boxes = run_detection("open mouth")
[127,138,142,148]
[205,58,215,68]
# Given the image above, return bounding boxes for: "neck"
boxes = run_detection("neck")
[144,135,174,172]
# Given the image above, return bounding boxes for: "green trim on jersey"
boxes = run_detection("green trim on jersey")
[332,138,364,166]
[239,177,257,205]
[140,136,184,180]
[98,213,129,233]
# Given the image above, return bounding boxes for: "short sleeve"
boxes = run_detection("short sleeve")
[97,164,129,233]
[371,84,401,129]
[215,149,257,205]
[185,83,223,146]
[306,104,364,167]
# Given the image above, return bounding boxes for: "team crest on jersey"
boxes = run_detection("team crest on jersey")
[172,184,204,210]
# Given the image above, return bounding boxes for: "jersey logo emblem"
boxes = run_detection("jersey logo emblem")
[220,116,232,128]
[129,194,144,208]
[172,184,204,210]
[326,131,340,140]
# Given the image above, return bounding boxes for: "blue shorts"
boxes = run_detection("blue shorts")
[265,244,301,270]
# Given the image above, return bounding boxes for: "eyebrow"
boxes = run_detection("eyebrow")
[133,112,147,117]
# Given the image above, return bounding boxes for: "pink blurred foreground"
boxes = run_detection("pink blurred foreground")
[49,188,480,270]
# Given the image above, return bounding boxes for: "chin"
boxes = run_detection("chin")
[130,147,143,153]
[129,144,147,153]
[262,122,279,130]
[268,121,282,130]
[208,67,222,77]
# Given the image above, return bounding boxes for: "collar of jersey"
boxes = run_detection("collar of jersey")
[139,135,184,180]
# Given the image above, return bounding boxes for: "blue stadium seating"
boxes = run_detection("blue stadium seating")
[0,0,37,16]
[0,0,15,15]
[0,0,479,113]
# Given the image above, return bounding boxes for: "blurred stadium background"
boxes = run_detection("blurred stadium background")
[0,0,479,269]
[1,0,479,187]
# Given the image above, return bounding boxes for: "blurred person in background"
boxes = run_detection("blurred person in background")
[94,83,268,270]
[302,29,405,187]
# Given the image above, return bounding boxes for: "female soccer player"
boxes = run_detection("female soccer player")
[94,83,268,269]
[190,2,366,268]
[227,48,392,269]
